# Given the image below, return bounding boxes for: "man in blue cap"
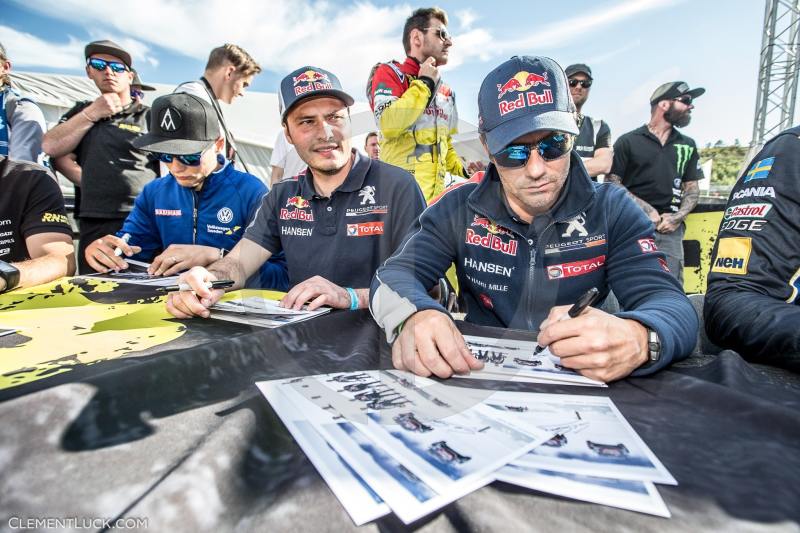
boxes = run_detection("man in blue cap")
[164,66,425,318]
[370,56,697,383]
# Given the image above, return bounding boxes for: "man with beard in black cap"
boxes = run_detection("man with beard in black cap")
[608,82,704,286]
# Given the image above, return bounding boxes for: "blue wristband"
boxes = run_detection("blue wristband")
[345,287,358,310]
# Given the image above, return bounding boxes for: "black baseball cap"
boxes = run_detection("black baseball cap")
[565,63,592,80]
[131,69,155,91]
[84,39,132,69]
[132,93,219,154]
[478,56,578,155]
[278,66,354,122]
[650,81,705,105]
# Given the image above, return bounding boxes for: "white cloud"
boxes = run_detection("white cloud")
[0,25,83,69]
[11,0,681,99]
[585,39,642,65]
[492,0,682,53]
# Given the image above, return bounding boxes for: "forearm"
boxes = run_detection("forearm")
[607,173,660,218]
[51,155,82,186]
[12,244,75,289]
[207,238,268,289]
[582,149,613,177]
[674,181,700,220]
[42,113,95,157]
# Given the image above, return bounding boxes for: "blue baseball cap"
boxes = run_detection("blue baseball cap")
[478,56,578,155]
[279,66,354,122]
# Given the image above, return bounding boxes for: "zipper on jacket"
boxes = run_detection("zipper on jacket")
[192,190,199,244]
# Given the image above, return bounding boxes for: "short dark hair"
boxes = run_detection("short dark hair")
[365,131,378,148]
[205,44,261,77]
[402,7,448,54]
[0,42,9,86]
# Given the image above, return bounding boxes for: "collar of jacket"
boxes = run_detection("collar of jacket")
[466,151,596,232]
[296,149,371,199]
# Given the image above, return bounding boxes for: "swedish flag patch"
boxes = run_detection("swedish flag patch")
[743,156,774,183]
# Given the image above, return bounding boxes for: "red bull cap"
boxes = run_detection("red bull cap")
[279,65,354,122]
[479,56,578,155]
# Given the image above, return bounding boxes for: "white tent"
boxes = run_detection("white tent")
[11,71,482,189]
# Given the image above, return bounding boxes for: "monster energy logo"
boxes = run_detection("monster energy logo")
[675,144,694,175]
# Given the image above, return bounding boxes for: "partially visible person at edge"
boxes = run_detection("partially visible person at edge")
[163,66,425,319]
[608,81,704,285]
[367,6,468,202]
[370,56,697,383]
[365,131,381,160]
[131,68,155,103]
[0,42,47,165]
[175,44,260,165]
[270,129,306,185]
[0,156,75,293]
[564,63,612,180]
[705,125,800,373]
[83,93,288,290]
[43,40,158,275]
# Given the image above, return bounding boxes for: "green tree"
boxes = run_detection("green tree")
[699,145,749,186]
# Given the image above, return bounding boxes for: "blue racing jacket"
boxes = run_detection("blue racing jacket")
[116,162,288,290]
[370,153,698,375]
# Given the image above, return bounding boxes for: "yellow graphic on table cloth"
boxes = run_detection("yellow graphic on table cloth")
[0,278,183,390]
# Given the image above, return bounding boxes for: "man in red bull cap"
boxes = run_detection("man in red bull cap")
[165,66,425,318]
[371,56,697,383]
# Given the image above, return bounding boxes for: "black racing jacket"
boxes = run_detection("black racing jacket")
[371,153,698,375]
[705,126,800,369]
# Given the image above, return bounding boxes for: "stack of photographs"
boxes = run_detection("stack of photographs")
[210,295,330,328]
[461,335,606,387]
[257,370,676,524]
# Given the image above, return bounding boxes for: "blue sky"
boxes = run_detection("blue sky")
[2,0,768,147]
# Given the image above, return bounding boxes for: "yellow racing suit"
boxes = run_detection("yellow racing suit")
[367,56,466,202]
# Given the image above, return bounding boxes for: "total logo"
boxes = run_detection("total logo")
[347,221,384,237]
[638,238,658,253]
[280,196,314,222]
[471,215,513,236]
[724,203,772,219]
[292,69,333,96]
[547,255,606,280]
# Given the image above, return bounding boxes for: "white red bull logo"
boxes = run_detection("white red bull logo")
[465,229,518,256]
[280,196,314,221]
[471,215,513,236]
[547,256,606,280]
[292,69,334,96]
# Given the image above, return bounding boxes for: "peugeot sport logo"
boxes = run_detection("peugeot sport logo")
[561,214,588,238]
[159,107,181,132]
[359,185,376,205]
[217,207,234,224]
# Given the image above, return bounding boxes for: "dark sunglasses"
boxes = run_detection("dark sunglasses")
[157,152,204,166]
[423,26,451,41]
[494,133,574,167]
[673,95,693,105]
[568,78,592,88]
[87,57,129,74]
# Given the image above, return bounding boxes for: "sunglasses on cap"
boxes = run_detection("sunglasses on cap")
[423,26,451,42]
[568,78,592,88]
[673,95,693,105]
[493,132,574,168]
[87,57,129,74]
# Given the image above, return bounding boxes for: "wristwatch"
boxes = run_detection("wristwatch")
[0,260,20,294]
[646,327,662,364]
